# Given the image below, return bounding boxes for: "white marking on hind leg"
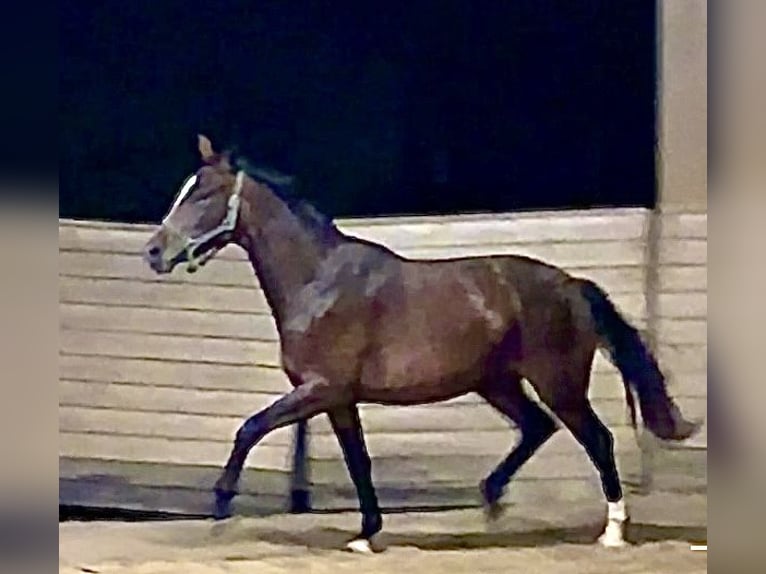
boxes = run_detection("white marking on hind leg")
[598,498,628,548]
[345,534,383,554]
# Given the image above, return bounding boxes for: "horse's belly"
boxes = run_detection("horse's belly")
[358,373,474,404]
[359,342,484,404]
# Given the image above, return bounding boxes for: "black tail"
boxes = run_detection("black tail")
[579,279,700,441]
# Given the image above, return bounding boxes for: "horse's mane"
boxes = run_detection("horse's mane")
[229,151,338,236]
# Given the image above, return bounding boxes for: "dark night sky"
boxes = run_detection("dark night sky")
[59,1,657,223]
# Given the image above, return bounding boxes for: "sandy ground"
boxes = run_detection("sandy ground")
[60,492,707,574]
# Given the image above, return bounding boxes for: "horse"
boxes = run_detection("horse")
[143,134,700,552]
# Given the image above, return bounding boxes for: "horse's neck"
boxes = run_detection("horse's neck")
[236,182,341,326]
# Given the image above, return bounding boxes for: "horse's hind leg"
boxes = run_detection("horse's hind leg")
[478,374,558,519]
[327,404,383,553]
[537,372,628,548]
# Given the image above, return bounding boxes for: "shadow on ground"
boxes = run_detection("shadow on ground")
[244,522,707,552]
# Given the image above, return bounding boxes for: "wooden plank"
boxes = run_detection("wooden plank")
[345,399,638,435]
[59,431,290,470]
[61,447,703,515]
[59,457,290,496]
[657,318,707,345]
[58,400,636,449]
[59,225,249,261]
[57,378,638,429]
[321,444,638,490]
[658,292,707,319]
[312,449,705,508]
[61,303,279,342]
[659,266,707,292]
[404,240,645,268]
[61,293,645,342]
[668,371,707,397]
[586,369,635,399]
[58,458,292,515]
[57,347,642,397]
[658,344,708,375]
[60,210,648,255]
[57,454,605,499]
[572,266,644,294]
[60,289,644,368]
[307,426,641,461]
[62,207,648,232]
[590,368,706,399]
[59,354,706,416]
[58,353,641,401]
[60,325,646,372]
[61,284,642,341]
[59,406,293,448]
[60,276,271,314]
[59,405,240,442]
[59,250,260,288]
[60,329,281,367]
[59,346,697,403]
[659,239,707,265]
[602,293,646,322]
[59,234,644,268]
[59,355,290,394]
[351,451,628,483]
[60,479,285,517]
[61,451,705,515]
[59,382,683,461]
[59,243,646,295]
[60,275,646,320]
[60,251,645,295]
[58,425,639,471]
[58,464,603,515]
[58,449,702,513]
[345,214,647,247]
[660,213,707,239]
[434,450,637,482]
[59,228,645,269]
[674,396,708,426]
[59,380,280,417]
[311,475,607,509]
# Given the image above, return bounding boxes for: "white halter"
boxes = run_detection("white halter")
[162,170,245,272]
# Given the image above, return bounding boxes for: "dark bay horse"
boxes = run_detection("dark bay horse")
[143,135,700,551]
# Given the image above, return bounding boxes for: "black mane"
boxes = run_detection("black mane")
[230,152,337,235]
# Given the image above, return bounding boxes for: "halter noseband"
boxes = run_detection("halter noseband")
[163,170,245,273]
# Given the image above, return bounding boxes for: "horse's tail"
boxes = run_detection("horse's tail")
[578,278,700,441]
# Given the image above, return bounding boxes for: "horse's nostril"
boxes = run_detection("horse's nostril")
[147,246,161,258]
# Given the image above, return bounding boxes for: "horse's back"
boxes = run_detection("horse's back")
[397,253,594,363]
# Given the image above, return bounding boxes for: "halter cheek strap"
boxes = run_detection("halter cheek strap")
[165,170,245,273]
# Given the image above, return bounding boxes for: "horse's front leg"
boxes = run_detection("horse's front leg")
[213,378,336,519]
[327,404,383,553]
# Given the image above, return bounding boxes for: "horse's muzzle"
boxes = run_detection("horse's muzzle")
[143,237,175,274]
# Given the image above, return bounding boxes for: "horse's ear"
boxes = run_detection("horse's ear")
[197,134,216,162]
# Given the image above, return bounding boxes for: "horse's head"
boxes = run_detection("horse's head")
[144,135,243,274]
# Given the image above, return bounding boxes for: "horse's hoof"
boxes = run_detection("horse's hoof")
[213,488,236,520]
[598,533,627,548]
[598,521,628,548]
[483,500,505,522]
[345,535,382,554]
[289,489,311,514]
[479,479,505,521]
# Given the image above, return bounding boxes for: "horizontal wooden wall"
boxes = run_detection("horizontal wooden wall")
[59,207,706,515]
